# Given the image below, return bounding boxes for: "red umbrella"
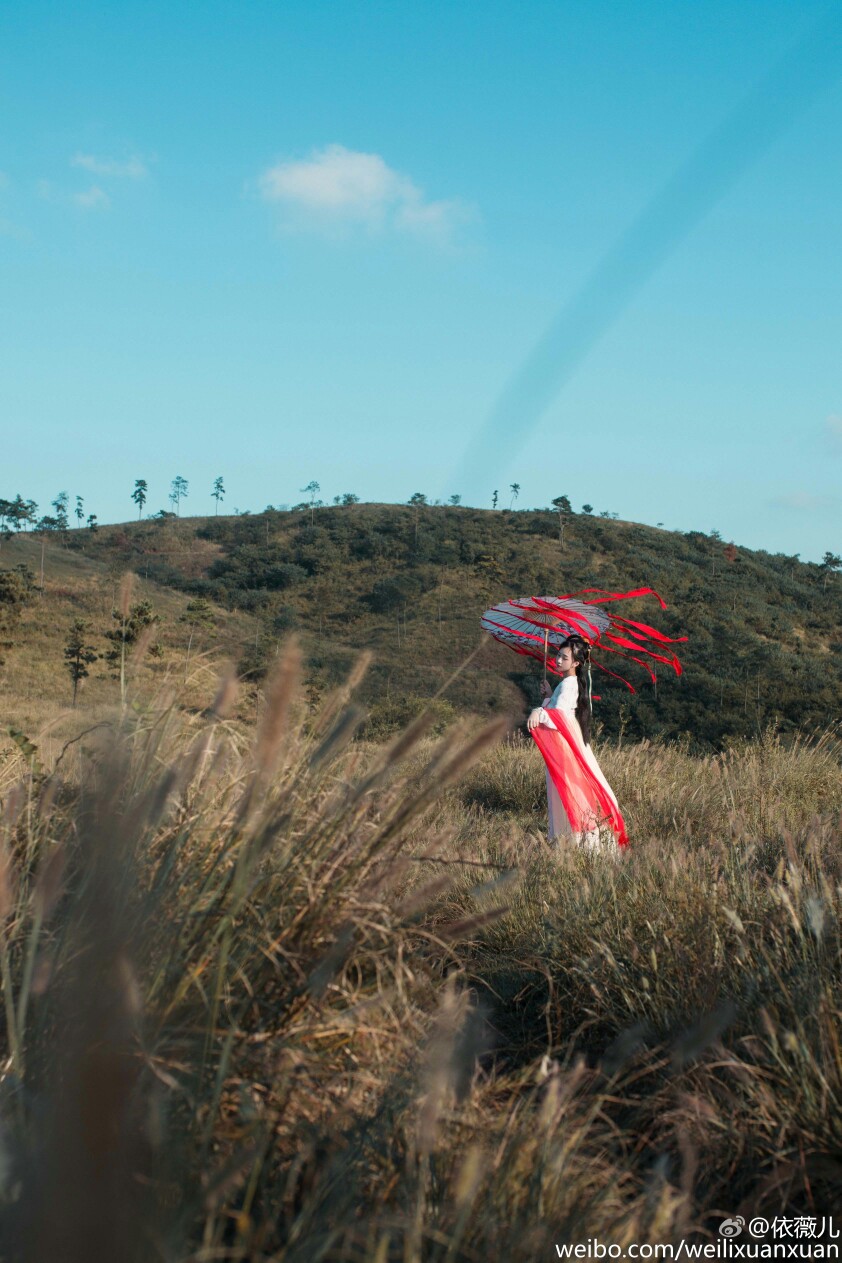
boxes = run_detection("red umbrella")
[481,587,686,691]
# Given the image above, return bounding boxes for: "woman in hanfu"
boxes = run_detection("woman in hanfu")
[526,634,627,850]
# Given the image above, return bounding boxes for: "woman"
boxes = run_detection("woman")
[526,634,627,849]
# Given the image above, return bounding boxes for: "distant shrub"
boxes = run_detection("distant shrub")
[0,564,37,664]
[272,605,299,633]
[265,562,307,590]
[365,575,425,613]
[235,590,274,613]
[360,694,457,740]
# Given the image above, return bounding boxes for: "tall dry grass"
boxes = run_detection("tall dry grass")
[0,653,841,1260]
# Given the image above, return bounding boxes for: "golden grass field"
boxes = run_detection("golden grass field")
[1,616,841,1260]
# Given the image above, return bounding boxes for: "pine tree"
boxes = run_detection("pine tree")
[301,481,320,526]
[51,492,69,533]
[64,619,98,706]
[75,496,84,527]
[551,495,572,549]
[132,480,148,518]
[170,476,189,517]
[104,599,159,663]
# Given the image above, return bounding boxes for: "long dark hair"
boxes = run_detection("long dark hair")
[558,634,593,745]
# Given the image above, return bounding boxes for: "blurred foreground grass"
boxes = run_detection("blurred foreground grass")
[0,646,841,1261]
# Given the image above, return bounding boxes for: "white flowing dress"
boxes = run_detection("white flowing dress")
[534,676,622,850]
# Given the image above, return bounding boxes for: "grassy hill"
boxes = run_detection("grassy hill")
[11,501,836,750]
[0,531,258,755]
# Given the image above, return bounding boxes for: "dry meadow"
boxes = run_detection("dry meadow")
[0,638,841,1261]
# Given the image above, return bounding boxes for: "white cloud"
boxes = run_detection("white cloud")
[71,152,149,179]
[258,144,472,241]
[73,185,110,210]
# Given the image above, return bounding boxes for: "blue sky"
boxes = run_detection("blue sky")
[1,0,840,559]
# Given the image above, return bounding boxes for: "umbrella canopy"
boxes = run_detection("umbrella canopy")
[481,596,610,660]
[481,587,686,691]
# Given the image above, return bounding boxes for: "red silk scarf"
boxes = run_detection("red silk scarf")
[531,709,628,848]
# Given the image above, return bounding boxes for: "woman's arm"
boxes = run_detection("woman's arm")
[527,705,554,730]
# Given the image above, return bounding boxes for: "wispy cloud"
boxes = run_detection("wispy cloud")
[37,151,150,213]
[258,144,472,242]
[37,178,111,212]
[71,152,149,180]
[771,490,840,512]
[73,185,110,210]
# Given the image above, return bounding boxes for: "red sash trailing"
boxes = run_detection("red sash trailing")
[531,709,628,847]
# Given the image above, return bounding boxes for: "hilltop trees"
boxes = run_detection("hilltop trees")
[51,492,69,533]
[509,483,520,508]
[0,497,35,532]
[301,481,321,526]
[408,492,427,544]
[0,498,32,533]
[1,490,92,534]
[35,495,69,533]
[821,552,841,589]
[132,480,148,518]
[212,477,225,515]
[551,495,573,549]
[492,490,499,510]
[170,476,189,517]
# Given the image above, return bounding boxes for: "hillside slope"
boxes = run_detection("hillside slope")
[0,533,257,747]
[37,503,841,749]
